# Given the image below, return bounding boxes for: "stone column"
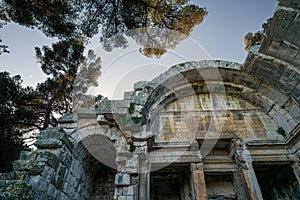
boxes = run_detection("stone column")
[233,171,251,200]
[241,169,263,200]
[234,140,263,200]
[138,151,150,200]
[190,163,207,200]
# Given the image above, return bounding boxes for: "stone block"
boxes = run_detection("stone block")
[58,114,77,123]
[52,175,64,190]
[123,185,134,196]
[134,81,149,91]
[118,196,127,200]
[0,180,32,199]
[32,177,49,193]
[60,153,73,168]
[74,192,81,200]
[42,165,56,183]
[66,174,77,188]
[115,187,123,196]
[47,183,56,198]
[19,150,38,161]
[28,175,42,186]
[57,164,67,179]
[63,182,70,195]
[0,172,27,181]
[70,159,81,177]
[37,127,74,151]
[126,196,134,200]
[37,151,60,171]
[115,174,131,186]
[35,138,63,149]
[13,159,45,175]
[55,190,61,199]
[60,192,67,200]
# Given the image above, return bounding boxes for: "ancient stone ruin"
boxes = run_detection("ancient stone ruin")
[1,0,300,199]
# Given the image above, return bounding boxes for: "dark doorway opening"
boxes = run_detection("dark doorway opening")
[254,164,299,199]
[150,163,190,200]
[205,173,237,200]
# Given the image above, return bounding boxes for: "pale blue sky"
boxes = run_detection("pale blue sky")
[0,0,278,99]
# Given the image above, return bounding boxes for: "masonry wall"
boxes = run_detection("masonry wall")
[0,127,114,200]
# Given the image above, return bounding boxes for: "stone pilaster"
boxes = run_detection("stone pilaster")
[137,150,150,200]
[234,140,263,200]
[190,163,207,200]
[291,159,300,184]
[233,171,251,200]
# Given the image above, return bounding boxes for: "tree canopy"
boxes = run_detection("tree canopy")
[33,39,101,129]
[244,17,271,52]
[0,20,9,54]
[0,0,207,57]
[0,72,37,172]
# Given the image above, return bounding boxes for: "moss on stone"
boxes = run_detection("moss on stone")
[128,103,135,114]
[276,127,286,137]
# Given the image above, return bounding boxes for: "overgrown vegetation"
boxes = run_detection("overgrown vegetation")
[244,17,272,52]
[276,127,286,137]
[129,102,135,114]
[131,116,141,124]
[0,72,35,172]
[130,143,136,152]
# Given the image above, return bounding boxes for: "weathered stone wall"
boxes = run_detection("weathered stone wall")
[0,128,115,200]
[151,94,280,143]
[243,0,300,137]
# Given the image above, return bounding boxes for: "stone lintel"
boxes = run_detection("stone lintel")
[203,163,239,173]
[149,150,201,164]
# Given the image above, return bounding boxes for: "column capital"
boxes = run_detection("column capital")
[234,140,253,170]
[190,162,204,171]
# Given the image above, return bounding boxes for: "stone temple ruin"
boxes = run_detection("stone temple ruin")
[1,0,300,199]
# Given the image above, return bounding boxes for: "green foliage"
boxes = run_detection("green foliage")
[33,39,101,129]
[276,127,286,137]
[131,116,141,124]
[0,19,9,55]
[129,103,135,114]
[244,17,272,52]
[0,0,207,57]
[128,103,142,124]
[1,0,76,39]
[73,49,102,110]
[130,143,136,152]
[0,39,9,55]
[244,31,264,52]
[0,72,36,172]
[33,39,85,129]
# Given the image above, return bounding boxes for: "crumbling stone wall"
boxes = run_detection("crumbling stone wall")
[243,0,300,136]
[0,128,115,199]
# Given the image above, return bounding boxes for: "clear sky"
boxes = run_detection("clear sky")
[0,0,278,99]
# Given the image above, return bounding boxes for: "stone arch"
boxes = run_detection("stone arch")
[72,139,117,200]
[142,62,300,138]
[0,127,119,199]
